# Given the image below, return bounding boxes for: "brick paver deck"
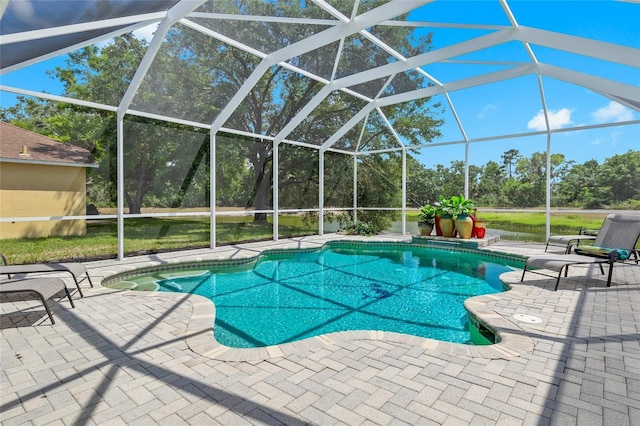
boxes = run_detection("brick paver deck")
[2,235,639,425]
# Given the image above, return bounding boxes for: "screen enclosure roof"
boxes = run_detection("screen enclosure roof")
[1,0,638,155]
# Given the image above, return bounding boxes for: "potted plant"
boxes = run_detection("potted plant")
[474,217,487,239]
[435,195,456,238]
[433,196,444,236]
[417,204,436,236]
[451,194,474,239]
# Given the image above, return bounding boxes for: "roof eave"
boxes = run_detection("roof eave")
[0,158,100,168]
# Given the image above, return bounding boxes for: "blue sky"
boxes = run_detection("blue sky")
[1,0,638,169]
[409,0,640,168]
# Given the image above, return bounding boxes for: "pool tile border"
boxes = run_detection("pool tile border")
[103,240,527,286]
[98,239,535,361]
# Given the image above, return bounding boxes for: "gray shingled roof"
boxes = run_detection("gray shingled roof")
[0,122,96,166]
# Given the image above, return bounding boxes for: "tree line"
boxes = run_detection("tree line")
[406,148,640,210]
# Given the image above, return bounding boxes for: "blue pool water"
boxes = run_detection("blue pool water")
[154,245,522,348]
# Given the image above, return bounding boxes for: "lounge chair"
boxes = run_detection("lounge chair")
[522,214,640,290]
[0,277,75,324]
[545,227,599,253]
[0,254,94,297]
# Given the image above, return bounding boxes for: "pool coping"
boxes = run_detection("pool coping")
[98,239,536,361]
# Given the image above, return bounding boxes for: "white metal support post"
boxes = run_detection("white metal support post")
[113,0,204,260]
[273,141,279,241]
[546,133,552,241]
[535,72,552,243]
[116,114,125,260]
[402,148,407,235]
[210,132,216,249]
[353,154,358,223]
[319,149,325,235]
[464,142,470,198]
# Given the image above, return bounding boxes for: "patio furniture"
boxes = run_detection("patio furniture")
[0,254,94,297]
[522,214,640,290]
[545,227,599,253]
[0,277,75,324]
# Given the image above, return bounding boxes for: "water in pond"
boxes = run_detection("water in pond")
[152,245,522,348]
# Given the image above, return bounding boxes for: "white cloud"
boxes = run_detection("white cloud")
[592,138,601,145]
[527,108,573,131]
[591,101,633,123]
[477,103,497,119]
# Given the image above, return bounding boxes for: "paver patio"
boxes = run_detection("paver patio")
[1,235,639,425]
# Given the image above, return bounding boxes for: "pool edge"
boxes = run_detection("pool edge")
[98,239,535,361]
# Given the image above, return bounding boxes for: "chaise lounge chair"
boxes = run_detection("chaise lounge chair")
[522,214,640,290]
[545,227,599,253]
[0,277,75,324]
[0,254,94,297]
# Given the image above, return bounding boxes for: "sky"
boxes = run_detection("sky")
[408,0,640,168]
[0,0,638,169]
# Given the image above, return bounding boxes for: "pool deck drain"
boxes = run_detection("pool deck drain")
[512,313,544,324]
[2,234,640,425]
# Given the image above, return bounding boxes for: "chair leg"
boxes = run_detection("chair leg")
[35,293,55,324]
[69,273,84,297]
[63,287,75,308]
[521,265,528,281]
[598,264,605,275]
[86,273,95,288]
[606,264,614,287]
[554,267,566,291]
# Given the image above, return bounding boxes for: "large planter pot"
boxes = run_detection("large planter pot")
[439,215,456,238]
[418,222,434,236]
[475,219,487,239]
[435,215,443,236]
[455,214,474,239]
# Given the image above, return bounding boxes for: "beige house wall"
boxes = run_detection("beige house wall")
[0,162,86,239]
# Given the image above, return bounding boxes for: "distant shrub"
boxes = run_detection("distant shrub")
[337,215,381,236]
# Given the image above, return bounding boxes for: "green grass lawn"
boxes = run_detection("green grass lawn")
[406,210,606,234]
[0,211,628,264]
[475,211,605,234]
[0,215,317,264]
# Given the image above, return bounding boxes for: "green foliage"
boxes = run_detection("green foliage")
[406,156,441,207]
[433,195,474,218]
[434,195,453,217]
[418,205,436,225]
[476,161,507,206]
[449,194,474,217]
[337,217,381,236]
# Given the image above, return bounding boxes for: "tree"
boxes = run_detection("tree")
[553,159,600,207]
[357,152,404,229]
[157,0,443,222]
[406,155,441,207]
[434,160,481,200]
[597,150,640,206]
[503,152,572,207]
[476,161,507,206]
[501,149,521,179]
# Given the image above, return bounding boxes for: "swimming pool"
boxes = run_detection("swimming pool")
[107,242,523,348]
